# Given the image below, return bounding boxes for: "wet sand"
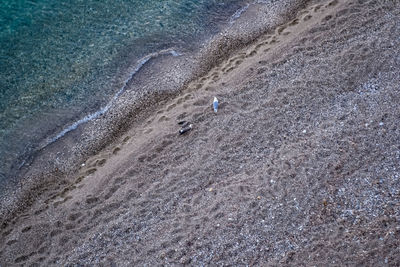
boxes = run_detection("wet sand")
[1,0,400,265]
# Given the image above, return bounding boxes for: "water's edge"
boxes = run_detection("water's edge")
[0,0,309,226]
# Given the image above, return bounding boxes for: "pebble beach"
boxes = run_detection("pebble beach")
[1,0,400,265]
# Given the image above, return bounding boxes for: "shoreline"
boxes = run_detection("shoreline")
[2,0,400,265]
[0,0,243,194]
[0,0,308,225]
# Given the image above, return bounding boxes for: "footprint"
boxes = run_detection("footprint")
[193,99,208,106]
[195,83,203,90]
[60,185,76,198]
[162,140,173,147]
[277,26,286,34]
[299,9,310,16]
[177,112,188,121]
[225,67,235,73]
[289,18,299,26]
[192,112,207,123]
[86,168,97,175]
[122,136,131,143]
[235,59,243,65]
[104,186,119,200]
[314,5,322,12]
[37,256,46,262]
[167,103,176,111]
[21,226,32,233]
[113,176,126,186]
[53,196,73,208]
[336,8,349,18]
[53,200,63,208]
[14,255,29,263]
[33,205,48,215]
[322,15,333,22]
[158,115,169,122]
[204,86,215,92]
[255,42,267,50]
[144,128,153,134]
[97,158,107,167]
[50,229,62,237]
[248,50,257,57]
[44,194,58,204]
[68,212,82,221]
[75,175,85,184]
[85,196,99,205]
[303,15,312,21]
[257,67,268,75]
[113,147,121,154]
[327,0,339,7]
[6,239,17,245]
[2,228,12,237]
[227,58,236,64]
[212,75,219,82]
[138,155,146,163]
[37,246,48,255]
[146,154,157,162]
[65,223,76,230]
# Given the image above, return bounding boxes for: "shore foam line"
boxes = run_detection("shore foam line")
[229,3,250,25]
[43,49,181,148]
[229,0,271,26]
[229,0,277,26]
[55,1,256,146]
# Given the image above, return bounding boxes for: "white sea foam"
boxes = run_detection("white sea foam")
[229,3,250,25]
[229,0,272,25]
[44,49,181,147]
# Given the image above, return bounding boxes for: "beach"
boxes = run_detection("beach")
[1,0,400,265]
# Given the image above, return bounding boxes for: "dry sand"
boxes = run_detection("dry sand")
[1,0,400,265]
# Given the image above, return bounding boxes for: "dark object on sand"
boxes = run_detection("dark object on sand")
[178,120,190,127]
[179,123,192,135]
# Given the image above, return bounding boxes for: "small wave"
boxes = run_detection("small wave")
[44,49,181,148]
[229,3,250,25]
[229,0,272,26]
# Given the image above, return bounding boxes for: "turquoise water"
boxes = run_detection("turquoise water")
[0,0,244,182]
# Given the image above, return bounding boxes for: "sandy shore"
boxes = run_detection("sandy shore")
[1,0,400,265]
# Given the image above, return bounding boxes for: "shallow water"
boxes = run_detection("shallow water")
[0,0,245,183]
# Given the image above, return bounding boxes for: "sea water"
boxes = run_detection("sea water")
[0,0,247,184]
